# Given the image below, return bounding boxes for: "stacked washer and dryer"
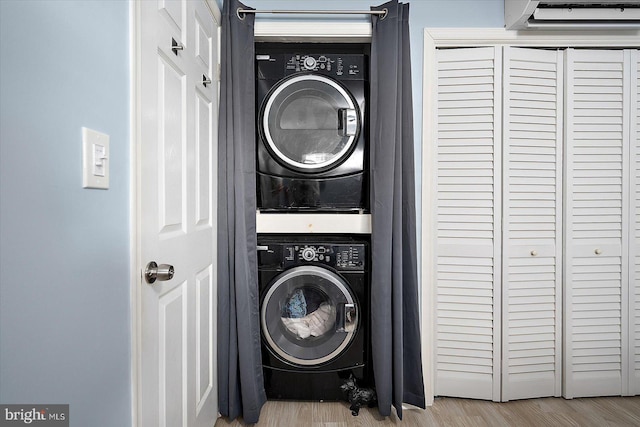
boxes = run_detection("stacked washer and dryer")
[255,44,372,401]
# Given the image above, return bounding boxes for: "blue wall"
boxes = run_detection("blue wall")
[0,1,502,426]
[0,1,131,426]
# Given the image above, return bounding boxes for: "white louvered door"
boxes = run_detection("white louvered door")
[630,49,640,396]
[434,46,640,401]
[564,49,631,398]
[435,46,502,401]
[501,47,563,401]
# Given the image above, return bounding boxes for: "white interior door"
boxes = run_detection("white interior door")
[137,1,220,426]
[564,48,630,399]
[501,46,563,401]
[434,46,502,401]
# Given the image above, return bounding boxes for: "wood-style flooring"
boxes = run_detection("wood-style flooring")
[214,396,640,426]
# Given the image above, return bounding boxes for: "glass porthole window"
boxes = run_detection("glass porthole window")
[261,266,358,366]
[261,74,361,172]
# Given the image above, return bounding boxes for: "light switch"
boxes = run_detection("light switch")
[93,143,106,177]
[82,127,109,189]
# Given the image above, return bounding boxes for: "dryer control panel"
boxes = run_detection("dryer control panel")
[256,53,367,81]
[285,54,362,77]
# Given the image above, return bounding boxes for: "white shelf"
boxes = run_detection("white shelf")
[256,211,371,234]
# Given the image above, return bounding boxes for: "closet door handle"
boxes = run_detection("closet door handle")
[595,248,602,255]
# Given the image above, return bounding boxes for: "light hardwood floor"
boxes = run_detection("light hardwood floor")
[214,396,640,426]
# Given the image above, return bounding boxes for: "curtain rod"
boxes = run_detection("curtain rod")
[237,8,388,20]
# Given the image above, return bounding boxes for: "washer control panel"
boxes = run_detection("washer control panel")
[335,246,364,269]
[281,244,366,270]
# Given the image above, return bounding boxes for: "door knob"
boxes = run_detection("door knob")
[144,261,174,284]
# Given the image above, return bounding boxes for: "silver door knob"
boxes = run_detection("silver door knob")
[144,261,174,284]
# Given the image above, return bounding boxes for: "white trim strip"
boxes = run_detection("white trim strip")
[256,212,371,234]
[254,21,372,42]
[425,27,640,47]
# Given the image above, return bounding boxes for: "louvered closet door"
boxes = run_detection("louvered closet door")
[435,46,502,401]
[631,49,640,396]
[564,49,631,398]
[501,47,563,401]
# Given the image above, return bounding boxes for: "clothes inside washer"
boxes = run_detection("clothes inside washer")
[281,287,326,318]
[281,302,336,339]
[282,289,307,318]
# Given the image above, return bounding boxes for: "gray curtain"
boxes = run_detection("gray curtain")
[217,0,266,423]
[370,0,425,419]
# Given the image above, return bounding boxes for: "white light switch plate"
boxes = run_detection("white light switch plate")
[82,127,109,189]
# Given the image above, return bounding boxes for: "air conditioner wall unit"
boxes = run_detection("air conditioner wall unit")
[505,0,640,29]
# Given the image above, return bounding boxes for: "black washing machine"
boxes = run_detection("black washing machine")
[256,50,368,212]
[257,235,370,401]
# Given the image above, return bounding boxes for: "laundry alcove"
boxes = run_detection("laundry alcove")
[217,0,425,423]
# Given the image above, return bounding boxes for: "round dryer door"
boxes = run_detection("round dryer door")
[261,74,361,172]
[261,266,359,366]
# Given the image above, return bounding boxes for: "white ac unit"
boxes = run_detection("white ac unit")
[505,0,640,29]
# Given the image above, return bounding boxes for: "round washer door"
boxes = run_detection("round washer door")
[261,265,359,366]
[261,74,361,173]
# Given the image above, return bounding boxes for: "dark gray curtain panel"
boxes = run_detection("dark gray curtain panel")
[370,0,425,419]
[217,0,266,423]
